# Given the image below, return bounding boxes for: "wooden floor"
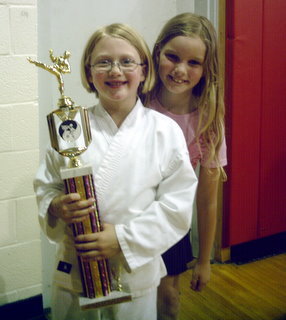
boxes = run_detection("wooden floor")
[179,254,286,320]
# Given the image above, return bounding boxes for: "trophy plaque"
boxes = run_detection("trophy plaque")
[28,50,132,309]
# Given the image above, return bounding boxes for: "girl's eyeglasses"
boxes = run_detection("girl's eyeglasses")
[91,58,144,73]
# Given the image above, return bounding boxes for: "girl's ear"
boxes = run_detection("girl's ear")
[87,68,93,83]
[154,45,161,63]
[156,50,161,61]
[140,65,146,82]
[86,67,97,92]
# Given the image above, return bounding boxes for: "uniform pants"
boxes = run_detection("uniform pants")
[51,285,157,320]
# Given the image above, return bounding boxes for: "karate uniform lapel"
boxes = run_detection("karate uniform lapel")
[92,99,144,207]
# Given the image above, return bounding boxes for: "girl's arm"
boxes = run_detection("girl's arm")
[191,166,220,291]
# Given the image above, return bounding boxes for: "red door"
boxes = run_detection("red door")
[223,0,286,246]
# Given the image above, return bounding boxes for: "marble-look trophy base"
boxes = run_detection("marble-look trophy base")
[79,291,132,310]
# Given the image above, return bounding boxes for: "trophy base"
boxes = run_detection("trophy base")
[79,291,132,310]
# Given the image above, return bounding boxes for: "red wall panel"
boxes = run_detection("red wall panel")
[258,0,286,237]
[224,0,263,246]
[224,0,286,246]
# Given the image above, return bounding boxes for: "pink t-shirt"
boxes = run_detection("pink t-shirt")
[149,99,227,169]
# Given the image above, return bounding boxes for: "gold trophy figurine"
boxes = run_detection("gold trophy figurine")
[28,50,131,309]
[27,49,72,103]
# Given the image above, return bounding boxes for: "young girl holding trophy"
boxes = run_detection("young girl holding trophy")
[34,23,197,320]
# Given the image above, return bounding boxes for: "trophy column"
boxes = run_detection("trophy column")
[47,103,112,300]
[61,166,112,298]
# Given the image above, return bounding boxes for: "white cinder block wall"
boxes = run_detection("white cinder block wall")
[0,0,41,305]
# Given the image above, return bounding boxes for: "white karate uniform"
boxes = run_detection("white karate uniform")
[34,99,198,320]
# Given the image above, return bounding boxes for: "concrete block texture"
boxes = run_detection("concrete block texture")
[0,103,38,152]
[0,290,18,306]
[0,0,40,307]
[0,5,10,55]
[16,196,41,242]
[0,284,42,306]
[0,200,17,247]
[17,283,42,301]
[0,56,37,104]
[1,0,36,4]
[12,102,39,151]
[0,150,39,201]
[0,106,13,152]
[0,240,41,293]
[10,6,37,54]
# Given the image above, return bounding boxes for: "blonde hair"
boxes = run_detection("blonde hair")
[150,13,226,179]
[81,23,155,104]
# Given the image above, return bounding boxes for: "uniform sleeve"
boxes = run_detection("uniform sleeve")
[115,125,198,271]
[33,148,66,243]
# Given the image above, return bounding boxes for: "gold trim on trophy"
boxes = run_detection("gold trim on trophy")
[28,50,92,168]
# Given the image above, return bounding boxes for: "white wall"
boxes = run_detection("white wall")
[0,0,41,305]
[195,0,218,29]
[37,0,196,149]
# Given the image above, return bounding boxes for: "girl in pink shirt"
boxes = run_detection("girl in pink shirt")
[148,12,227,320]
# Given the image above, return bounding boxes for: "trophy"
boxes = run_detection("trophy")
[28,50,132,309]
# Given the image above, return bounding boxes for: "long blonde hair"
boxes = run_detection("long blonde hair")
[81,23,155,104]
[150,13,226,179]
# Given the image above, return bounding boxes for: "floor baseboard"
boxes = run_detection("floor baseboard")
[0,294,45,320]
[231,232,286,264]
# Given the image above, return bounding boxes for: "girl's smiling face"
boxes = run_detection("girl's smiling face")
[89,36,145,108]
[158,36,206,98]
